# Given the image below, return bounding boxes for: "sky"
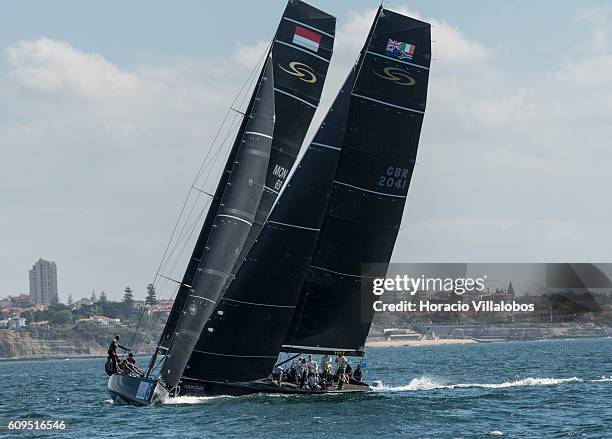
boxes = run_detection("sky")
[1,0,612,302]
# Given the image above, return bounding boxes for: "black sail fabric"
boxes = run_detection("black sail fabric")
[282,8,432,355]
[229,0,335,281]
[159,58,275,388]
[157,0,333,356]
[181,73,354,385]
[156,1,335,388]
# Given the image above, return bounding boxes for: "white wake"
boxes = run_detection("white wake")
[374,376,586,392]
[163,395,226,405]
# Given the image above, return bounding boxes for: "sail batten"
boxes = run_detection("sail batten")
[153,4,431,391]
[283,8,432,355]
[182,69,352,385]
[158,55,276,388]
[154,0,336,387]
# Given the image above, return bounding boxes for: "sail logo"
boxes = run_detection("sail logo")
[278,61,317,84]
[374,67,416,86]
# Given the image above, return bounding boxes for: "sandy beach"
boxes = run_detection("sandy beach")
[365,337,478,348]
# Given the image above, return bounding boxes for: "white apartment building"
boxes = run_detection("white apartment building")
[29,258,58,305]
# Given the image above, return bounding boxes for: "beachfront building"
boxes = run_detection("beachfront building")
[76,316,121,326]
[7,317,27,329]
[29,259,58,305]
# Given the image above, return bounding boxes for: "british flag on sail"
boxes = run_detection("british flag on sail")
[385,39,416,60]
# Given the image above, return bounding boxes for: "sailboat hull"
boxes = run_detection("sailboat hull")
[180,377,372,397]
[107,374,168,406]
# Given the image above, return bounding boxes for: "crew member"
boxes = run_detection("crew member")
[272,365,284,385]
[297,358,307,388]
[335,354,348,380]
[126,352,143,376]
[337,369,349,390]
[107,335,129,373]
[306,355,318,376]
[353,363,363,382]
[321,354,333,383]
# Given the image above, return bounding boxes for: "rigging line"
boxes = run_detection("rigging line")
[133,283,180,359]
[192,48,267,185]
[154,42,274,363]
[152,110,237,291]
[156,109,244,279]
[154,105,241,283]
[148,49,270,368]
[152,42,267,286]
[191,186,215,197]
[155,162,226,284]
[352,5,383,95]
[148,351,167,376]
[155,117,241,280]
[161,109,242,266]
[131,69,263,356]
[156,114,242,277]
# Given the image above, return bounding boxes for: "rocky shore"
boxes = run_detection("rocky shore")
[0,325,157,360]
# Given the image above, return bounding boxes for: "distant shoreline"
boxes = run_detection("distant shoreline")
[366,335,612,348]
[1,337,609,362]
[366,337,478,348]
[0,353,154,363]
[0,354,107,362]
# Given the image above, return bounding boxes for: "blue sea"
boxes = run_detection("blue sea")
[1,338,610,438]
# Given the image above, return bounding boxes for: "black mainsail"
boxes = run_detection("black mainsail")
[181,73,353,386]
[154,0,336,389]
[282,8,432,356]
[178,7,431,388]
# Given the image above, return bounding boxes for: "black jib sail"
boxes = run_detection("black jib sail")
[154,0,335,389]
[281,8,432,356]
[158,56,275,388]
[181,73,353,385]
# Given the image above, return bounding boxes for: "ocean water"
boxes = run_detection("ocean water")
[1,338,610,438]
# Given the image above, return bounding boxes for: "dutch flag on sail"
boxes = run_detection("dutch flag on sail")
[292,26,321,52]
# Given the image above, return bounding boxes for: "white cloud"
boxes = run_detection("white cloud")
[2,5,612,300]
[6,37,140,99]
[578,6,610,54]
[555,55,612,86]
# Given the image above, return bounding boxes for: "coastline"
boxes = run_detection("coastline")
[366,337,478,348]
[0,354,108,362]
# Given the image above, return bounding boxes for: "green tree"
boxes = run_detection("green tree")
[123,287,134,307]
[49,309,72,326]
[99,291,108,304]
[121,287,135,322]
[90,290,97,303]
[21,310,35,324]
[145,284,158,306]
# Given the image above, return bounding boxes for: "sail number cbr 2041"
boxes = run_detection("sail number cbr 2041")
[378,166,409,190]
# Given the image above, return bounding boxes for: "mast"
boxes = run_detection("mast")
[179,7,431,385]
[180,71,353,384]
[282,8,432,356]
[174,0,336,386]
[155,55,275,388]
[219,0,336,292]
[150,0,336,386]
[150,51,270,374]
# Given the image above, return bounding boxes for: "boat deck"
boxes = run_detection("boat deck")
[180,377,371,397]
